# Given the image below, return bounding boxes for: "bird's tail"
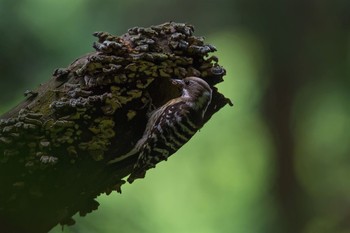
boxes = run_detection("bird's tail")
[107,147,139,164]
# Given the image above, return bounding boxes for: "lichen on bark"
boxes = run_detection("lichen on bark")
[0,22,231,233]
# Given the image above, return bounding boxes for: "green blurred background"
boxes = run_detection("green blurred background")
[1,0,349,232]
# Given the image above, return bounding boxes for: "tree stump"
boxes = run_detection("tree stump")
[0,22,231,233]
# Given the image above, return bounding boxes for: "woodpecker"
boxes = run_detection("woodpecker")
[109,76,212,183]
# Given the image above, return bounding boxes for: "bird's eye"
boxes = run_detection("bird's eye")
[184,80,190,85]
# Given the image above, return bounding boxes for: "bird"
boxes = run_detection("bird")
[109,76,212,183]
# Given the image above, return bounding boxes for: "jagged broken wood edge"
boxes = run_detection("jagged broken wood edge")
[0,22,232,233]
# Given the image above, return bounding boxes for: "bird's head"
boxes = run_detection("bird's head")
[171,77,212,110]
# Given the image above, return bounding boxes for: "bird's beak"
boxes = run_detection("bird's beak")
[171,79,183,89]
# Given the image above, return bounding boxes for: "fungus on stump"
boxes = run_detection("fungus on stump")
[0,22,231,233]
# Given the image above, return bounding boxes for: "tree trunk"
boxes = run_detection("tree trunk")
[0,22,231,233]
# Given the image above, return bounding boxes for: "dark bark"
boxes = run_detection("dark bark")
[0,22,231,233]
